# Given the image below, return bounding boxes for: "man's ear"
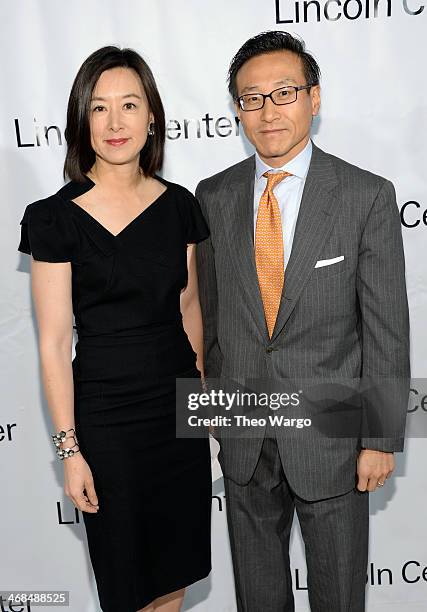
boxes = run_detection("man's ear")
[311,85,321,117]
[235,102,242,120]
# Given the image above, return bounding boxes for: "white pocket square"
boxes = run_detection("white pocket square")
[315,255,344,268]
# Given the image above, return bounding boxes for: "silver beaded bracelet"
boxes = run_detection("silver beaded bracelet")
[51,428,80,460]
[55,444,80,460]
[51,428,77,448]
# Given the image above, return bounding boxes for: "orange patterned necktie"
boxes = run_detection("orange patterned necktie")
[255,171,291,338]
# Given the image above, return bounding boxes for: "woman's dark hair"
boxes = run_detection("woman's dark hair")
[228,31,321,100]
[64,46,165,182]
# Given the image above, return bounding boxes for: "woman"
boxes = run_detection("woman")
[18,46,211,612]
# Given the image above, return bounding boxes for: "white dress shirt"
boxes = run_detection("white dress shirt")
[254,139,312,269]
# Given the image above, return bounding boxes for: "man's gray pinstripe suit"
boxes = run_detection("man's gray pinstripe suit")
[196,143,409,611]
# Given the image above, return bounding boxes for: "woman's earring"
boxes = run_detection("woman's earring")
[148,122,155,136]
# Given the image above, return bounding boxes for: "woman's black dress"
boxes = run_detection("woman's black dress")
[18,178,212,611]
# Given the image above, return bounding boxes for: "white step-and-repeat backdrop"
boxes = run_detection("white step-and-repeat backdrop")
[2,1,426,610]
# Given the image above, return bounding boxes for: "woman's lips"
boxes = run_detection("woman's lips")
[105,138,129,146]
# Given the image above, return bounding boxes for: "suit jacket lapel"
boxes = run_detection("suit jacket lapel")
[271,144,341,341]
[219,156,269,341]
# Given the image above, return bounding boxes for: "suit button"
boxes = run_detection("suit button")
[266,347,273,354]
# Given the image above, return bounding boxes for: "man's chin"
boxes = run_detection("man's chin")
[257,148,292,165]
[257,139,309,165]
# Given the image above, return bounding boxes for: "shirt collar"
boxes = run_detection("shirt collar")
[255,139,313,181]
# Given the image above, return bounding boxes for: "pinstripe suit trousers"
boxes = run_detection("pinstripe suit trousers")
[224,435,369,612]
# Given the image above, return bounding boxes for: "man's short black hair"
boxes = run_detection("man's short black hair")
[228,31,321,100]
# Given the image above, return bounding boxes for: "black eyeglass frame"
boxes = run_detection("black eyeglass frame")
[236,84,315,112]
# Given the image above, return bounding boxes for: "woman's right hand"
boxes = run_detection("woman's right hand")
[63,453,99,513]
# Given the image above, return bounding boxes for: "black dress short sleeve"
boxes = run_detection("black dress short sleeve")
[179,189,210,244]
[18,195,76,262]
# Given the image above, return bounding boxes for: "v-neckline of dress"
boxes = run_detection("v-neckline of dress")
[67,186,169,239]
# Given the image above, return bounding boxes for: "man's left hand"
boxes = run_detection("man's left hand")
[356,449,395,492]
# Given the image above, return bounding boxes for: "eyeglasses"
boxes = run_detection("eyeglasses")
[237,85,314,112]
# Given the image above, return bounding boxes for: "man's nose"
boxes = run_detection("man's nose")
[260,96,281,122]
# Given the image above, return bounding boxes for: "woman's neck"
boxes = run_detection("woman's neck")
[88,159,147,193]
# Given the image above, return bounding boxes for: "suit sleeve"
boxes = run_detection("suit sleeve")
[356,179,410,452]
[195,181,223,378]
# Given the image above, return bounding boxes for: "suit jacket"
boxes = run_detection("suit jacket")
[196,143,410,501]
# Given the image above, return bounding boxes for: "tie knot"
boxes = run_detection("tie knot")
[263,171,291,191]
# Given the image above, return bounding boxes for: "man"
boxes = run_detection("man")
[196,31,410,611]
